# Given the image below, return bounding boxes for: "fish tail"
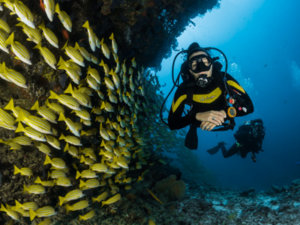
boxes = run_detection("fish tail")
[75,170,81,179]
[35,176,42,184]
[63,83,73,94]
[44,155,52,165]
[5,32,14,46]
[15,122,25,133]
[58,196,65,206]
[58,112,66,122]
[15,200,23,209]
[82,20,89,29]
[49,90,58,100]
[59,133,65,140]
[109,33,114,40]
[30,100,40,111]
[4,98,15,112]
[55,3,60,14]
[79,179,85,189]
[13,165,20,175]
[29,209,36,221]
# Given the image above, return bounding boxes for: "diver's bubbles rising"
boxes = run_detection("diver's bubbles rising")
[229,62,254,93]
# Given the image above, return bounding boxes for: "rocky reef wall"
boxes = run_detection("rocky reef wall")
[0,0,219,224]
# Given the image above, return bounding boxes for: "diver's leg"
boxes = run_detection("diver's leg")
[222,142,239,158]
[207,142,225,155]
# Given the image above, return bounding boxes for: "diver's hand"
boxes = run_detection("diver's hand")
[195,110,227,126]
[200,121,217,131]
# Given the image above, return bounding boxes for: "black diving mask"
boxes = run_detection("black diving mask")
[188,54,212,73]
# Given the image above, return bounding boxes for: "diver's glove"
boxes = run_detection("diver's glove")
[185,124,198,150]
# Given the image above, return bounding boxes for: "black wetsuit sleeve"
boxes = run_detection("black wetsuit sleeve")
[168,87,197,130]
[226,74,254,116]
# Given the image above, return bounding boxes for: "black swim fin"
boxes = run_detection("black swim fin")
[207,145,221,155]
[185,124,198,150]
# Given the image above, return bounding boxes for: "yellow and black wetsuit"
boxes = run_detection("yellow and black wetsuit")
[168,68,254,131]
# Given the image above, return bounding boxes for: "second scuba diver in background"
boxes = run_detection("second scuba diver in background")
[207,119,265,162]
[166,42,254,149]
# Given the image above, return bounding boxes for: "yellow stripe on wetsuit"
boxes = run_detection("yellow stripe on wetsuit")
[227,80,245,94]
[171,94,187,113]
[193,87,222,104]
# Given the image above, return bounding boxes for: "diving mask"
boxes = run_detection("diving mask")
[188,54,212,73]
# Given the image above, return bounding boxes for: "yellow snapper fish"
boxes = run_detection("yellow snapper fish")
[16,110,53,135]
[131,57,137,68]
[45,99,65,115]
[100,38,110,59]
[72,109,91,121]
[23,184,45,194]
[79,210,95,221]
[44,155,66,169]
[0,29,9,53]
[58,112,81,137]
[57,57,81,84]
[34,176,55,187]
[109,32,118,54]
[31,100,57,124]
[1,62,27,88]
[63,42,85,67]
[102,193,121,206]
[64,143,79,158]
[0,204,20,221]
[99,59,110,75]
[14,165,32,177]
[49,90,81,110]
[79,179,100,190]
[45,134,60,149]
[13,0,35,28]
[55,176,72,187]
[104,76,115,91]
[90,162,108,173]
[37,218,52,225]
[0,18,11,33]
[74,42,91,61]
[39,23,59,48]
[29,206,56,221]
[82,20,97,52]
[48,169,66,179]
[64,83,92,108]
[34,43,57,69]
[0,107,16,130]
[59,189,84,206]
[55,3,72,32]
[15,122,46,142]
[109,69,121,89]
[86,74,99,90]
[92,191,108,203]
[5,33,31,65]
[59,133,82,146]
[11,135,32,146]
[65,200,89,213]
[15,200,38,211]
[16,22,41,44]
[87,65,101,84]
[76,169,97,179]
[43,0,55,22]
[99,123,110,141]
[34,142,51,155]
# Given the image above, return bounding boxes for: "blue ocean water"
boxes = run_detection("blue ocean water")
[158,0,300,190]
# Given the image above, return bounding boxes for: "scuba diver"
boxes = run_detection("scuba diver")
[162,42,254,149]
[207,119,265,162]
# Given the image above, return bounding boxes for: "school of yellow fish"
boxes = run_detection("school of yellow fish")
[0,0,152,223]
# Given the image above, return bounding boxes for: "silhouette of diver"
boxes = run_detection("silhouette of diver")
[207,119,265,162]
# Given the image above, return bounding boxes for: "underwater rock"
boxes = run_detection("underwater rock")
[154,174,186,201]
